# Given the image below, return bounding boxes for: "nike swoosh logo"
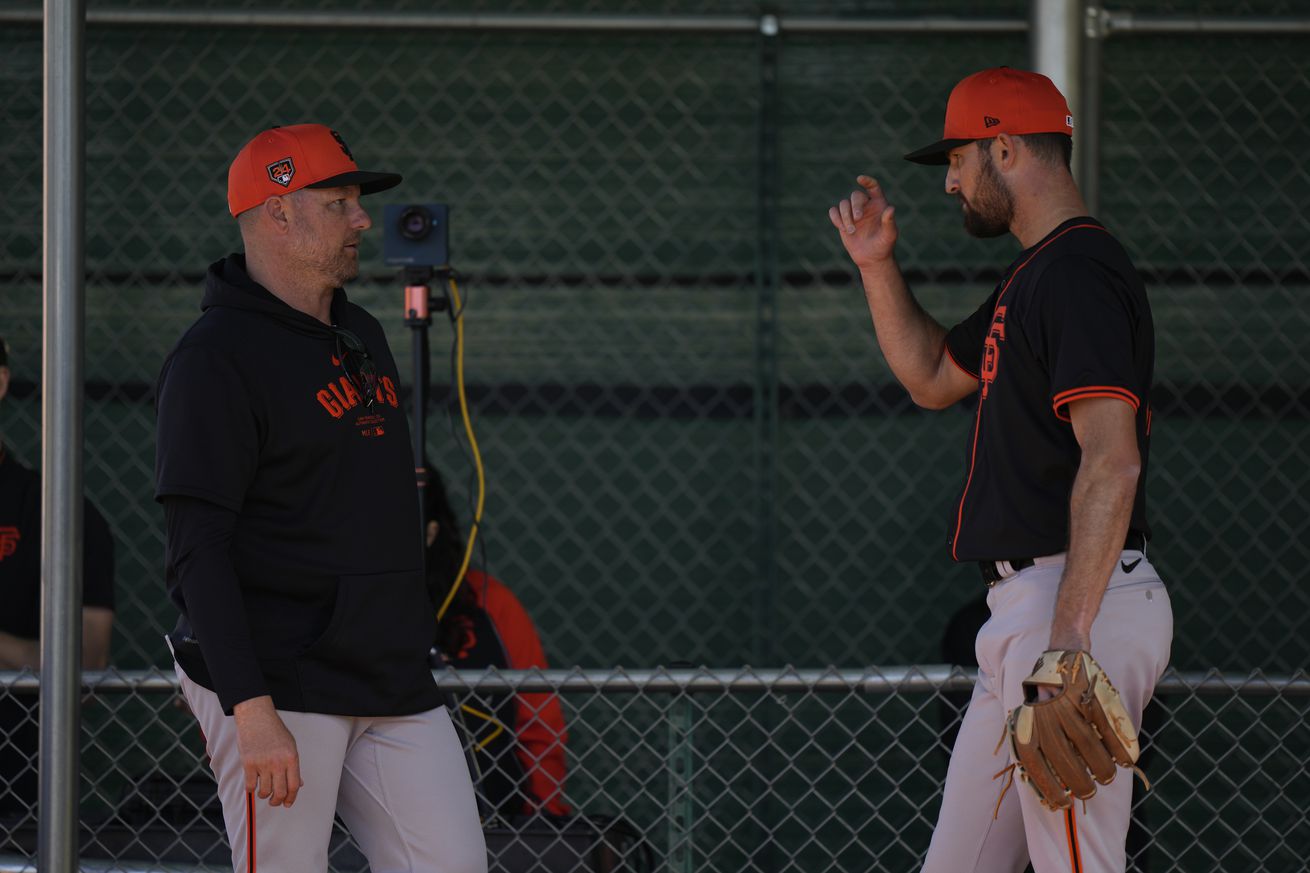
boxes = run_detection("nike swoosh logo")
[1121,557,1142,573]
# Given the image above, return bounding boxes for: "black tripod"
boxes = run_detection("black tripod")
[401,266,500,823]
[402,264,451,537]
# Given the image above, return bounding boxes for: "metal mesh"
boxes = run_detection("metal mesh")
[2,668,1307,872]
[1097,33,1310,672]
[0,4,1306,693]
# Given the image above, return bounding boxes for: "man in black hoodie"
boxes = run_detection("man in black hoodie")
[155,124,485,873]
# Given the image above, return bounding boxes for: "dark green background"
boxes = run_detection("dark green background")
[0,5,1307,869]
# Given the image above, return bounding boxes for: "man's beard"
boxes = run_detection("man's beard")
[960,150,1014,239]
[292,236,359,288]
[330,252,360,285]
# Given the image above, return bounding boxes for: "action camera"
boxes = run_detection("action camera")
[382,203,449,268]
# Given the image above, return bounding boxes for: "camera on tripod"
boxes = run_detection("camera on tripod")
[382,203,450,271]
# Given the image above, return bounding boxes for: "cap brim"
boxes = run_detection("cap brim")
[307,170,403,195]
[903,138,973,166]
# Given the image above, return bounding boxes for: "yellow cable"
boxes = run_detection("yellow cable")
[437,275,486,622]
[459,704,507,751]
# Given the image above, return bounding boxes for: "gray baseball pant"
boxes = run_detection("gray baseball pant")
[921,550,1173,873]
[176,662,487,873]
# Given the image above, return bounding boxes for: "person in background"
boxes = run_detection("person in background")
[0,334,116,819]
[424,462,570,821]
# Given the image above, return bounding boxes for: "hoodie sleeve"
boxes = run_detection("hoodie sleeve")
[155,343,260,511]
[164,495,268,712]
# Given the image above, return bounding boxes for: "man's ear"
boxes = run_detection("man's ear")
[264,195,292,234]
[993,133,1018,171]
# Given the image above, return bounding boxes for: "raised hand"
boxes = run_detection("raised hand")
[828,175,899,267]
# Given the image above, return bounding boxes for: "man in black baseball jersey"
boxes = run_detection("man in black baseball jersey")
[829,68,1173,872]
[0,335,116,825]
[155,124,485,873]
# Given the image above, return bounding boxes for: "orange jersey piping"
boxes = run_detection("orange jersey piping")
[246,791,256,873]
[950,223,1106,561]
[945,343,979,380]
[1051,385,1141,421]
[1065,807,1083,873]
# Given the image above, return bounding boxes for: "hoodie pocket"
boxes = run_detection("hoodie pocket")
[297,569,437,713]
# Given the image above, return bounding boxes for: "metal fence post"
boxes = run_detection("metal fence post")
[39,0,86,871]
[753,21,782,869]
[665,685,694,873]
[752,13,781,669]
[1030,0,1088,188]
[1081,2,1105,215]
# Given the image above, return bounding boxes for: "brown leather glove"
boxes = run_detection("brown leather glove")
[1003,650,1145,811]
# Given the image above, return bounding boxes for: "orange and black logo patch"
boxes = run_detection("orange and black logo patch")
[266,157,295,187]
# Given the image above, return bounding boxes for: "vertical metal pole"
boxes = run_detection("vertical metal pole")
[753,17,782,873]
[752,13,780,669]
[1081,3,1105,215]
[41,0,86,871]
[1029,0,1087,187]
[665,687,694,873]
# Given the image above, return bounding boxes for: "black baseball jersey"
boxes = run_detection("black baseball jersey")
[0,446,116,638]
[942,218,1153,562]
[155,255,439,717]
[0,446,116,813]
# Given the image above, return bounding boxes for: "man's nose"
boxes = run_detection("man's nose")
[351,203,372,230]
[944,169,960,195]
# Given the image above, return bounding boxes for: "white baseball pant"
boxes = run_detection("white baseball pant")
[175,662,487,873]
[921,549,1173,873]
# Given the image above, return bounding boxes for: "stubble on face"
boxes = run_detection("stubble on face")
[286,188,363,288]
[959,146,1014,239]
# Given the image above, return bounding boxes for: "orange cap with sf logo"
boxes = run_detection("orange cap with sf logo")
[904,67,1073,166]
[226,123,402,217]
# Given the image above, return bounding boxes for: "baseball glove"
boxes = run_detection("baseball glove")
[1000,650,1146,811]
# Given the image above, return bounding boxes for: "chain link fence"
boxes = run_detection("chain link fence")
[1,1,1308,866]
[1,667,1307,872]
[1,2,1303,673]
[0,1,1299,671]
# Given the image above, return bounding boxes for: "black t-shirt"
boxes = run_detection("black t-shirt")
[942,218,1154,561]
[155,255,439,717]
[0,446,116,639]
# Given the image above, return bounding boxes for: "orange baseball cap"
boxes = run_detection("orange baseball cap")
[904,67,1073,165]
[226,123,402,217]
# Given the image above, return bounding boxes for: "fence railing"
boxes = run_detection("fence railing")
[1,666,1306,873]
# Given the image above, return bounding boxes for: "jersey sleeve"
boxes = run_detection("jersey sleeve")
[82,498,115,611]
[154,344,260,511]
[481,576,571,817]
[943,289,1000,380]
[1034,256,1144,421]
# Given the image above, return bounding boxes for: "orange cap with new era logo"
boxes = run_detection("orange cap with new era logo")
[904,67,1073,165]
[226,123,402,217]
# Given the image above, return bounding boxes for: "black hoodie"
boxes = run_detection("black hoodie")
[155,255,439,717]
